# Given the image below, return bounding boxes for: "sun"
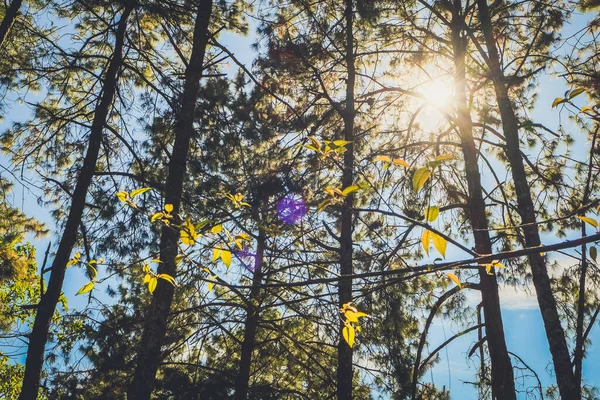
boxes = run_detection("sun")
[419,77,455,109]
[414,76,456,131]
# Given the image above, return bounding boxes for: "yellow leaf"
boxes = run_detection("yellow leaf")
[221,250,232,267]
[392,158,409,168]
[412,167,431,192]
[342,325,355,348]
[373,155,392,163]
[581,105,593,114]
[130,187,151,198]
[431,232,447,258]
[318,199,332,212]
[342,185,360,196]
[151,212,164,222]
[421,229,431,254]
[211,224,223,234]
[424,206,440,222]
[148,277,158,294]
[446,272,462,289]
[212,248,222,262]
[345,310,369,323]
[207,275,217,292]
[86,264,97,280]
[578,216,598,228]
[552,97,565,108]
[66,258,79,267]
[116,191,128,203]
[180,219,198,246]
[76,281,94,295]
[569,88,585,99]
[434,155,455,162]
[157,273,176,285]
[164,204,174,213]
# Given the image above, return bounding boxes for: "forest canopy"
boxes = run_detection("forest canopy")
[1,0,600,399]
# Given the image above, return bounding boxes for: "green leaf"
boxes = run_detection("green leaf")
[130,187,151,198]
[76,281,94,296]
[591,246,597,262]
[342,325,355,348]
[569,88,585,100]
[577,216,598,228]
[412,167,431,192]
[424,206,440,222]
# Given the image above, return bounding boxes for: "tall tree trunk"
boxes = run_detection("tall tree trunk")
[449,7,516,399]
[234,224,266,400]
[574,127,597,392]
[18,6,133,399]
[337,0,355,399]
[475,1,578,398]
[0,0,23,49]
[127,1,213,398]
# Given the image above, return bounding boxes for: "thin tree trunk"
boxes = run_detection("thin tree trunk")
[449,7,516,399]
[574,127,598,391]
[337,0,355,399]
[475,1,578,398]
[0,0,23,49]
[234,225,266,400]
[127,1,213,398]
[18,6,133,399]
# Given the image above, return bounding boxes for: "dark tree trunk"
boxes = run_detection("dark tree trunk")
[337,0,355,399]
[0,0,23,49]
[475,1,578,398]
[18,6,133,400]
[127,1,213,399]
[450,7,516,399]
[234,226,266,400]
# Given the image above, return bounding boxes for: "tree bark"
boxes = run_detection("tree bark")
[449,6,516,399]
[337,0,355,399]
[18,5,133,400]
[475,1,578,398]
[127,1,213,398]
[0,0,23,49]
[234,225,265,400]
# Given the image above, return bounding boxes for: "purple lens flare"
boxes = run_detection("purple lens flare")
[235,248,258,273]
[276,194,307,225]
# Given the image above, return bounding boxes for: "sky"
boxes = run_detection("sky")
[1,3,600,400]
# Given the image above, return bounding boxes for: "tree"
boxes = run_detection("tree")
[127,1,214,397]
[18,3,134,397]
